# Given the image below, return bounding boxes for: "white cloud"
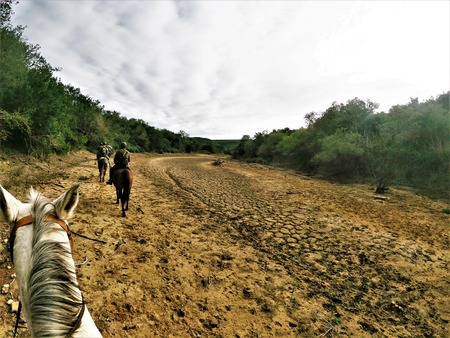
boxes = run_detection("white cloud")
[11,0,449,139]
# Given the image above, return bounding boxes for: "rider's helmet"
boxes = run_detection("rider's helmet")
[120,142,127,149]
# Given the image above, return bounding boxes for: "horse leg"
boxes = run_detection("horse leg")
[104,163,109,182]
[121,195,126,217]
[123,188,130,211]
[115,188,120,204]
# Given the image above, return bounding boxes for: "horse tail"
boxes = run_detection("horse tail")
[121,169,131,201]
[98,157,108,169]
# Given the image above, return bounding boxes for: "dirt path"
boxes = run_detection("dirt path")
[0,151,449,337]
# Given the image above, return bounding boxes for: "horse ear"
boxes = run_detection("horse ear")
[0,185,21,223]
[53,184,80,220]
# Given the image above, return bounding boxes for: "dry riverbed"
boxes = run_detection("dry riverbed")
[0,151,448,337]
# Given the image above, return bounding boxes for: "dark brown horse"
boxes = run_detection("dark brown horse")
[97,157,109,182]
[112,168,133,217]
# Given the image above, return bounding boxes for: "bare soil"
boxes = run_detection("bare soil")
[0,151,449,337]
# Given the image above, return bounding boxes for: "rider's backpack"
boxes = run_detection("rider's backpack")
[100,146,108,157]
[116,149,129,167]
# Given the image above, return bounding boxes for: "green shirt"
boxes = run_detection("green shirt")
[114,149,130,168]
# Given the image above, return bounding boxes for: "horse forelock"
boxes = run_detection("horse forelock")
[26,194,84,337]
[27,187,40,204]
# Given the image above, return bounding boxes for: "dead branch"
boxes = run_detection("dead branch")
[72,231,107,244]
[212,159,225,166]
[76,257,89,267]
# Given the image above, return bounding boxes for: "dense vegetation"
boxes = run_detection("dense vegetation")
[1,1,448,198]
[233,95,449,198]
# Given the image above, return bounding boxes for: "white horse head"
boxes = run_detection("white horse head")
[0,184,102,337]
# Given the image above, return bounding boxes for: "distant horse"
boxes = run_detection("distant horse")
[112,168,133,217]
[97,157,109,182]
[0,184,102,337]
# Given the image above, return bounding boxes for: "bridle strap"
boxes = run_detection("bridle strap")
[9,215,33,264]
[45,214,74,249]
[14,215,34,228]
[9,215,74,264]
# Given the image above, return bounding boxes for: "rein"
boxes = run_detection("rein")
[9,214,81,338]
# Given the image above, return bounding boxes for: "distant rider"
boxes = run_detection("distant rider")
[96,142,109,161]
[106,142,131,185]
[105,142,113,157]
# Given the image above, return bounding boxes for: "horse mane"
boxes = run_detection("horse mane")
[27,192,84,337]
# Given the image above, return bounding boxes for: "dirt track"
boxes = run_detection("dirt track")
[0,151,449,337]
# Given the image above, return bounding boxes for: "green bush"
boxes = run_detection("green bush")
[312,129,365,177]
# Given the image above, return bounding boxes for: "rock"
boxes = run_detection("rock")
[2,284,9,294]
[10,300,20,313]
[243,287,253,298]
[123,324,139,330]
[373,194,388,201]
[212,159,225,166]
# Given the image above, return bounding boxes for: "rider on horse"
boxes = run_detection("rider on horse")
[106,142,131,185]
[105,142,113,157]
[96,142,109,161]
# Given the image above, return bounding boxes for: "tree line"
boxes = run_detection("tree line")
[1,1,448,198]
[232,95,449,198]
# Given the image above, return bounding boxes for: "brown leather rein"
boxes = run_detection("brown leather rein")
[9,214,83,338]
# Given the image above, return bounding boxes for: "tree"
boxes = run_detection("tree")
[257,131,284,162]
[0,0,16,28]
[312,98,378,138]
[377,93,450,196]
[233,135,251,159]
[0,110,31,153]
[312,129,366,178]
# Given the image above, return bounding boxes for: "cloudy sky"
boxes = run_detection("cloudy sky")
[11,1,449,139]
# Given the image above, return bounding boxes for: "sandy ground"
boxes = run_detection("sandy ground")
[0,151,449,337]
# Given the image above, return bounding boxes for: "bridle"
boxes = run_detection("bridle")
[9,214,74,264]
[9,214,83,338]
